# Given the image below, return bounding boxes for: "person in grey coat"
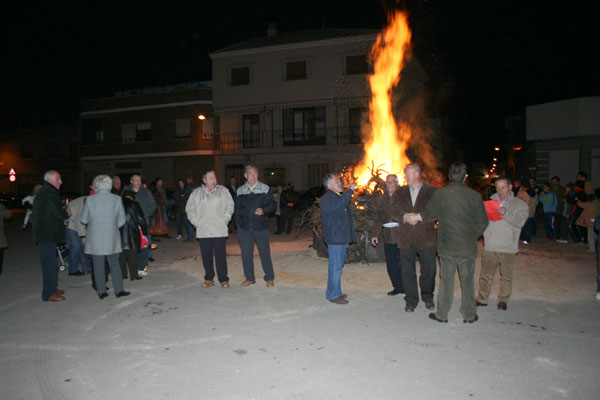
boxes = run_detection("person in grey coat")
[81,175,129,299]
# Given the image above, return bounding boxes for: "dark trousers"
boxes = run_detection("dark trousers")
[554,215,569,240]
[119,248,138,280]
[543,212,555,238]
[0,248,4,275]
[199,237,228,282]
[520,217,533,242]
[92,254,124,295]
[399,242,436,308]
[238,227,275,282]
[184,217,196,241]
[38,242,59,301]
[176,212,185,236]
[383,242,404,292]
[278,208,294,234]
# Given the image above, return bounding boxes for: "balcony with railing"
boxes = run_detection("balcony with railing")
[219,127,362,150]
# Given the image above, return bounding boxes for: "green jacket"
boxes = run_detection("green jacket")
[551,184,566,216]
[32,182,67,243]
[426,182,489,258]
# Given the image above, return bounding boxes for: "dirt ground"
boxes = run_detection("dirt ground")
[1,218,599,400]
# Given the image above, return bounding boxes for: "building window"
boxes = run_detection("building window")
[348,107,367,144]
[224,164,244,188]
[307,163,329,188]
[283,107,326,146]
[286,61,307,80]
[82,119,104,145]
[242,114,260,148]
[265,168,286,188]
[122,122,152,143]
[201,118,214,139]
[231,67,250,86]
[346,55,369,75]
[175,118,191,138]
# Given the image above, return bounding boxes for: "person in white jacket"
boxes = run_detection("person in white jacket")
[186,170,234,288]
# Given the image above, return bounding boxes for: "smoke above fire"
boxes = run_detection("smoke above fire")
[352,10,438,187]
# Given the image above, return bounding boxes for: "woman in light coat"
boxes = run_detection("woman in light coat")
[186,170,234,287]
[81,175,128,299]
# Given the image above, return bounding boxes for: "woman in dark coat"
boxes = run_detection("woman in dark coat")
[120,190,148,280]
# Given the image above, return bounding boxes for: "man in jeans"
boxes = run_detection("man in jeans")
[320,173,357,304]
[426,163,488,323]
[32,170,68,301]
[235,165,276,287]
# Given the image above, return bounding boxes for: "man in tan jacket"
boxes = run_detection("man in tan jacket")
[391,163,438,312]
[186,170,234,288]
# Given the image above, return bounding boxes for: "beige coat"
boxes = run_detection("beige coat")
[186,185,234,238]
[576,199,600,228]
[66,196,87,237]
[483,193,529,254]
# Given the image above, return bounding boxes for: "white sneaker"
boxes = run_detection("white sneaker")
[556,239,568,244]
[138,270,149,276]
[176,234,183,240]
[596,292,600,301]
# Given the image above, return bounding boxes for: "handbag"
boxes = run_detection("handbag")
[149,207,169,236]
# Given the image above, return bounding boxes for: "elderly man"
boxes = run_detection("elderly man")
[391,163,438,312]
[371,174,405,296]
[321,173,357,304]
[111,176,122,195]
[476,175,528,311]
[32,170,68,301]
[426,163,489,323]
[123,174,156,275]
[186,170,234,288]
[235,165,277,287]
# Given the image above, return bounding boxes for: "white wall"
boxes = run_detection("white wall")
[548,149,579,185]
[526,97,600,141]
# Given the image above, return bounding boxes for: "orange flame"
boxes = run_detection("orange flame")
[354,10,413,186]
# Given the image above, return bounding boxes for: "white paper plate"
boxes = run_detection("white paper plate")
[383,222,399,228]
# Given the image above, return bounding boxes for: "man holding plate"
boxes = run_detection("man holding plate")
[371,174,405,296]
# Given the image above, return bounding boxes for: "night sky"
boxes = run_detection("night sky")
[2,0,597,163]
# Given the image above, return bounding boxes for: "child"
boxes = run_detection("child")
[539,182,557,239]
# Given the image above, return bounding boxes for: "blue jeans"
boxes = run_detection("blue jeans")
[543,213,555,239]
[237,227,274,282]
[326,243,347,300]
[65,228,92,273]
[184,217,196,241]
[38,243,59,301]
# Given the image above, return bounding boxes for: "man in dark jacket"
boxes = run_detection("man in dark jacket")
[321,173,357,304]
[235,165,277,287]
[391,163,438,312]
[277,182,300,235]
[120,190,148,281]
[426,163,489,323]
[370,174,404,296]
[32,170,68,301]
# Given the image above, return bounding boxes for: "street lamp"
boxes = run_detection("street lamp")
[494,147,500,151]
[198,114,206,120]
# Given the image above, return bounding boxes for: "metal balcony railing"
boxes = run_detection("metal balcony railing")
[219,127,362,150]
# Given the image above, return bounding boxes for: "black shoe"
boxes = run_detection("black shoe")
[387,289,402,296]
[425,301,435,310]
[69,271,84,276]
[463,314,479,323]
[116,291,130,298]
[429,313,448,323]
[404,305,415,312]
[497,302,507,310]
[148,257,155,262]
[98,293,108,300]
[476,301,487,307]
[274,231,282,235]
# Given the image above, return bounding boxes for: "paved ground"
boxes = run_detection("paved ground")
[1,217,599,400]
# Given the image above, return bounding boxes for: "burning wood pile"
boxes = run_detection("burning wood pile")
[309,10,438,263]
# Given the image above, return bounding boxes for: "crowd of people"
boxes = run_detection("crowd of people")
[4,163,599,315]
